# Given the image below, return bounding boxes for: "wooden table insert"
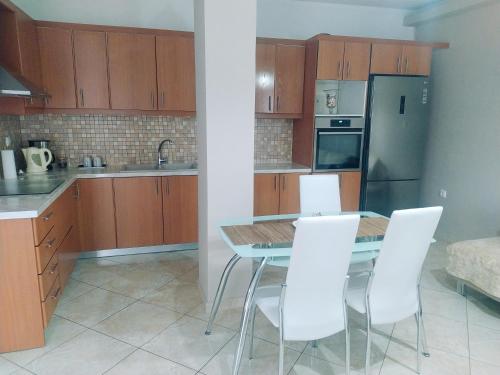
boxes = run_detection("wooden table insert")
[222,217,389,246]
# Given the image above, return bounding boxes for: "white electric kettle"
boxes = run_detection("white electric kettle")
[22,147,53,174]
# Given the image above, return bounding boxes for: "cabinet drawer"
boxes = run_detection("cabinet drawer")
[38,252,59,301]
[33,205,57,246]
[41,276,61,328]
[35,225,65,274]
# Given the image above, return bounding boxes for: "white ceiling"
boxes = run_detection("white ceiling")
[296,0,442,9]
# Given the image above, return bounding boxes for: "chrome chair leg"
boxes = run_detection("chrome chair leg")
[248,303,257,359]
[344,311,351,375]
[365,316,372,375]
[312,340,318,348]
[232,257,268,375]
[417,287,430,357]
[279,298,285,375]
[415,313,422,374]
[205,254,241,335]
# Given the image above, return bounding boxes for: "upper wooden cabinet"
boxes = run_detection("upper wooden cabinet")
[73,30,110,109]
[107,32,157,110]
[255,43,276,114]
[156,35,196,112]
[37,27,76,108]
[113,177,164,248]
[371,43,432,76]
[275,45,305,115]
[317,40,371,81]
[162,175,198,244]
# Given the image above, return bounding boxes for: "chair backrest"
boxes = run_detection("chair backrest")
[283,214,360,341]
[300,174,341,215]
[369,207,443,325]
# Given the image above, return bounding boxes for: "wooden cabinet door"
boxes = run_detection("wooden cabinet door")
[156,35,196,112]
[343,42,371,81]
[37,27,76,108]
[113,177,163,248]
[370,43,403,75]
[255,43,276,113]
[254,174,280,216]
[77,178,117,251]
[58,225,80,288]
[279,173,303,215]
[275,45,305,115]
[316,40,344,80]
[162,176,198,244]
[73,30,110,109]
[339,172,361,211]
[107,32,157,110]
[402,45,432,76]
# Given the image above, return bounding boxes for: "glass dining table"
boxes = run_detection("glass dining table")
[204,211,389,375]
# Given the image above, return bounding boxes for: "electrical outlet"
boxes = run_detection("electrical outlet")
[439,189,447,199]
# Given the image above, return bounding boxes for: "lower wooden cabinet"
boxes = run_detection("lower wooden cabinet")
[254,173,304,216]
[338,172,361,211]
[162,176,198,244]
[77,178,117,251]
[113,177,164,248]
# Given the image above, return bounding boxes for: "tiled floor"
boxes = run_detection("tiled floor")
[1,244,500,375]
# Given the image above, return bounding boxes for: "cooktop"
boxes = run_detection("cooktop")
[0,178,65,196]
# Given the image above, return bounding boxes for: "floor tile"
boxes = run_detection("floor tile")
[26,330,134,375]
[188,297,245,331]
[467,291,500,331]
[143,316,235,371]
[55,288,135,327]
[470,359,500,375]
[392,313,469,357]
[105,349,196,375]
[0,357,21,375]
[8,369,33,375]
[423,243,449,271]
[58,278,96,304]
[99,263,175,298]
[141,279,203,314]
[2,316,85,366]
[290,353,363,375]
[201,336,301,375]
[176,266,199,284]
[421,288,467,322]
[70,259,124,287]
[112,252,197,277]
[381,338,470,375]
[420,268,457,295]
[469,324,500,366]
[94,301,182,347]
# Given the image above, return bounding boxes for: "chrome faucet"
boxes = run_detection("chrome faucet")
[158,139,174,166]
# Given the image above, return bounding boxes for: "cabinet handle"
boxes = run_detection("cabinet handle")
[46,238,56,248]
[50,262,58,274]
[282,175,286,191]
[51,287,61,300]
[405,58,409,74]
[396,57,401,73]
[276,96,280,111]
[161,92,165,107]
[74,183,80,200]
[347,61,351,78]
[42,212,53,221]
[80,89,85,107]
[166,178,170,195]
[268,96,272,112]
[155,178,159,195]
[337,61,342,78]
[151,91,155,108]
[273,175,277,191]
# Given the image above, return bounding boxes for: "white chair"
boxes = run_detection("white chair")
[249,215,360,375]
[300,174,341,215]
[346,207,443,375]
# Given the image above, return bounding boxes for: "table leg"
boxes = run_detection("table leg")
[232,257,268,375]
[205,254,242,335]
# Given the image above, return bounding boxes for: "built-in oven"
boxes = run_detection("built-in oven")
[313,117,365,172]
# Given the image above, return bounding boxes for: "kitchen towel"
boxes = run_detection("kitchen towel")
[1,150,17,179]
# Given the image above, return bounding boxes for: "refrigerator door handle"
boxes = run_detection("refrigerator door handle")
[399,96,406,115]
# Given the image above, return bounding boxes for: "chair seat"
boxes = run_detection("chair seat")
[346,274,370,314]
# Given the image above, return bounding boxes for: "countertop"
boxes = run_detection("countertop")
[0,162,311,220]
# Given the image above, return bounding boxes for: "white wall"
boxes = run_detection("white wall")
[11,0,414,40]
[416,2,500,241]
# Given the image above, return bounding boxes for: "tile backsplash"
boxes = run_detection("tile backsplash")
[0,114,293,169]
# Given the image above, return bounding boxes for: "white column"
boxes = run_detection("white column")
[194,0,256,303]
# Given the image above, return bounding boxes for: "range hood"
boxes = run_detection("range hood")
[0,65,47,98]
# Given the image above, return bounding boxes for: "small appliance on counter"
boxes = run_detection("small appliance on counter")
[22,147,53,174]
[1,136,17,179]
[28,139,55,170]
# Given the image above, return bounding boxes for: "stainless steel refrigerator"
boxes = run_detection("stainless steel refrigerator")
[362,76,430,217]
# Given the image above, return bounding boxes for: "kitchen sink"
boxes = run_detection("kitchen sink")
[121,162,198,172]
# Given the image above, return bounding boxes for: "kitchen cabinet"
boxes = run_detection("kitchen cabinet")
[107,32,157,110]
[113,177,164,248]
[156,35,196,112]
[77,178,117,251]
[338,172,361,211]
[254,173,304,216]
[255,43,276,113]
[316,40,370,81]
[37,26,76,108]
[371,43,432,76]
[275,45,305,115]
[162,175,198,244]
[73,30,110,109]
